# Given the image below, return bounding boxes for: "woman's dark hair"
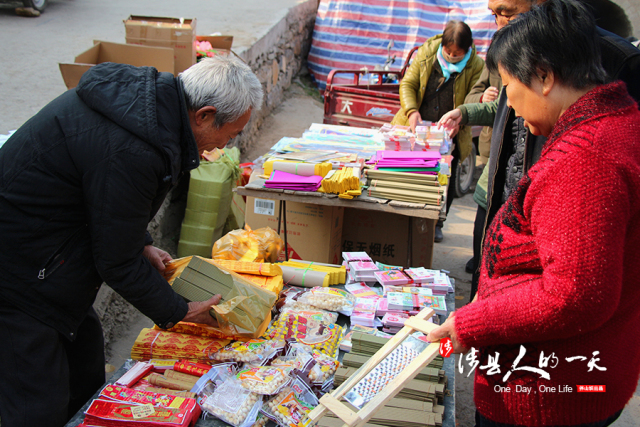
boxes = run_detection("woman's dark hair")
[486,0,607,89]
[442,20,473,52]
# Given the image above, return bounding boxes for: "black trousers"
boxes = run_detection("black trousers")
[0,301,105,427]
[469,204,487,302]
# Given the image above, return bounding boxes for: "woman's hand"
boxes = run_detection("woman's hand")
[143,245,172,272]
[182,294,222,327]
[426,312,468,354]
[482,86,499,103]
[408,111,422,133]
[437,109,462,138]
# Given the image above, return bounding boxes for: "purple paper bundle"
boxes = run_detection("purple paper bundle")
[367,150,441,164]
[264,170,323,191]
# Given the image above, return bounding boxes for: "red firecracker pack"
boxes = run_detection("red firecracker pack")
[83,398,198,427]
[99,384,200,418]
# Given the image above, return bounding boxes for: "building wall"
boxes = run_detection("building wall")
[613,0,640,38]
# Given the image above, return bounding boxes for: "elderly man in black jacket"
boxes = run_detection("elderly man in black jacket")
[0,55,263,426]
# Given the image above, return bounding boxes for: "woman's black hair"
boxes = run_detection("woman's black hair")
[442,20,473,52]
[486,0,607,89]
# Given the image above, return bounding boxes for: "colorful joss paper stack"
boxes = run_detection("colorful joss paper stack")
[130,328,230,364]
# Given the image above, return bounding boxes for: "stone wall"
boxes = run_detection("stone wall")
[94,0,319,356]
[235,0,319,155]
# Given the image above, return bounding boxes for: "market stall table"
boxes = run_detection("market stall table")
[65,292,455,427]
[235,179,447,268]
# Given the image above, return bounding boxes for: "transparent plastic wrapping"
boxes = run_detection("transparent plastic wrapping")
[296,287,356,315]
[263,314,345,358]
[211,339,285,364]
[211,225,284,263]
[279,305,339,324]
[201,377,262,427]
[344,335,428,409]
[260,375,319,427]
[192,362,238,407]
[237,365,292,395]
[287,344,340,385]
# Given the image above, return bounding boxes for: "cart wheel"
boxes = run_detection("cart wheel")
[23,0,47,12]
[454,143,476,198]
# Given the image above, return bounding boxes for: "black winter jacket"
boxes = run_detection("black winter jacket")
[483,27,640,250]
[0,63,200,340]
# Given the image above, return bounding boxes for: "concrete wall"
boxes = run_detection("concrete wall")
[94,0,318,356]
[613,0,640,38]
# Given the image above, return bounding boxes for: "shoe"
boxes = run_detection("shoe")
[434,226,443,243]
[15,7,41,17]
[465,257,475,274]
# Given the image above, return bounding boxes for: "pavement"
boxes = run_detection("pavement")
[0,0,310,134]
[1,1,638,425]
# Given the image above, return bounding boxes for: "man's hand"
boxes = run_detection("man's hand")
[482,86,499,103]
[426,312,468,354]
[408,111,422,134]
[182,295,222,327]
[143,245,172,272]
[437,109,462,138]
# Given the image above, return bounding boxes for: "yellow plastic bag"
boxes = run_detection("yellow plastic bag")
[211,226,283,263]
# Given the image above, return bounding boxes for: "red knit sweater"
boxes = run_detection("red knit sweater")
[455,82,640,426]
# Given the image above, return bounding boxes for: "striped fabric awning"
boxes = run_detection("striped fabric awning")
[308,0,497,91]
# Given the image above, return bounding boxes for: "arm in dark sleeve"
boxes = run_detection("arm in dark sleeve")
[83,147,187,328]
[464,64,491,104]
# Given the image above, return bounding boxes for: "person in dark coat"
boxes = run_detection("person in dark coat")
[0,55,263,427]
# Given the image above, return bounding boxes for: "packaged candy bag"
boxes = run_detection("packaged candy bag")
[263,314,344,358]
[279,305,339,325]
[261,375,319,427]
[296,287,356,315]
[288,344,340,385]
[237,365,292,395]
[201,378,263,427]
[211,339,284,364]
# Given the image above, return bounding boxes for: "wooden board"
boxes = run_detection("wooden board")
[235,186,444,220]
[308,307,441,427]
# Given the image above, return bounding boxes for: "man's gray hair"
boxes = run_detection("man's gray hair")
[180,55,263,127]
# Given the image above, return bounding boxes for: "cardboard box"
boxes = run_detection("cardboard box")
[341,208,435,268]
[125,15,196,75]
[194,35,234,61]
[59,41,174,90]
[245,197,344,264]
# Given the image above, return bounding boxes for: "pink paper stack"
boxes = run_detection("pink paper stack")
[264,170,323,191]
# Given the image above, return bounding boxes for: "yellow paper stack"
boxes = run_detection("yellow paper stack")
[319,167,362,199]
[131,328,230,364]
[211,260,284,294]
[212,260,282,276]
[280,260,346,286]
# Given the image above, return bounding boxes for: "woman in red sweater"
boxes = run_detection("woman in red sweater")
[427,0,640,425]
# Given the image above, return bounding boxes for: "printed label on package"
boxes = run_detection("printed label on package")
[254,198,275,216]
